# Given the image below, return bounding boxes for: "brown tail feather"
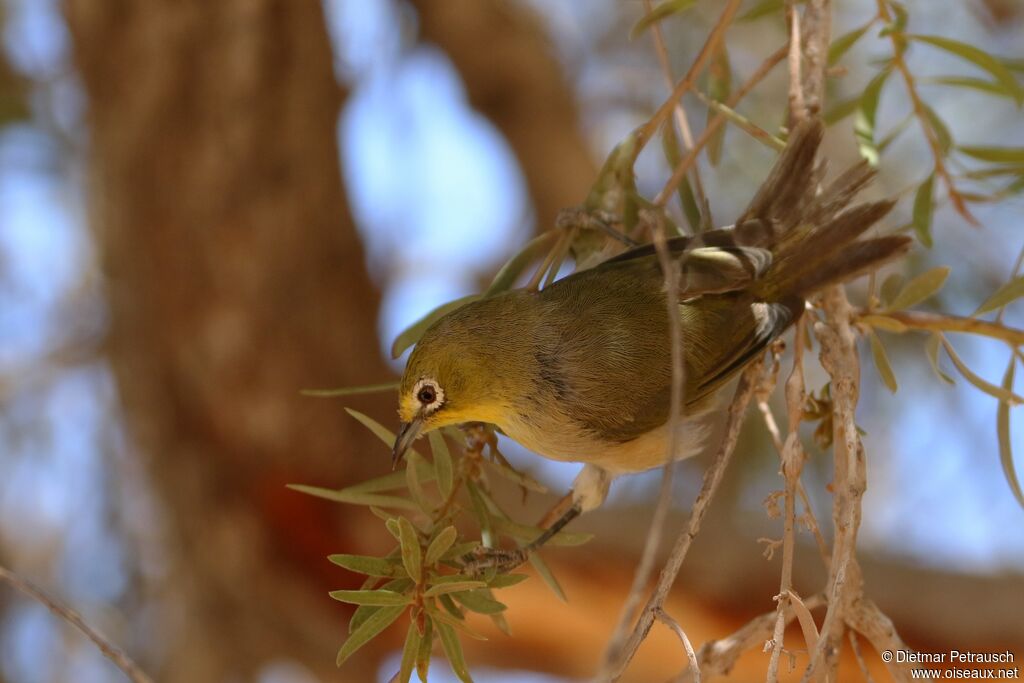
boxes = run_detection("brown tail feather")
[791,236,913,295]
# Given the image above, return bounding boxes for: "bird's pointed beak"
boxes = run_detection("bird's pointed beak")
[392,416,423,469]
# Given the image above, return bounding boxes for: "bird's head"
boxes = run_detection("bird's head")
[392,312,506,466]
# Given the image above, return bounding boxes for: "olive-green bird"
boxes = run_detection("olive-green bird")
[391,120,910,567]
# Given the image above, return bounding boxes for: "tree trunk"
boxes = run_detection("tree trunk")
[64,1,391,679]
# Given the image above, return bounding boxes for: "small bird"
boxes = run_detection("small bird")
[391,120,909,568]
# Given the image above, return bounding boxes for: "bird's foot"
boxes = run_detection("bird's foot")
[461,547,529,575]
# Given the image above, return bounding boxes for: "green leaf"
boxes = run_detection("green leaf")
[854,68,892,166]
[824,96,861,125]
[529,554,566,602]
[912,174,935,248]
[465,481,494,548]
[908,34,1024,105]
[345,459,436,495]
[436,620,475,683]
[924,334,956,385]
[880,272,904,307]
[428,431,454,500]
[958,146,1024,164]
[398,517,423,583]
[942,337,1024,404]
[286,484,418,511]
[924,76,1020,100]
[860,314,908,334]
[975,276,1024,316]
[328,553,406,578]
[868,331,898,393]
[885,266,950,311]
[391,295,480,359]
[350,579,413,633]
[425,526,459,567]
[300,382,398,397]
[416,617,433,682]
[423,580,488,597]
[405,451,433,513]
[345,408,421,458]
[490,516,593,547]
[482,458,548,493]
[483,231,559,297]
[828,23,871,66]
[919,103,953,157]
[330,589,412,606]
[438,593,465,620]
[336,604,405,667]
[630,0,698,39]
[997,358,1024,511]
[398,621,421,683]
[738,0,786,22]
[444,541,481,561]
[487,573,530,589]
[705,44,732,166]
[661,123,702,233]
[452,589,507,615]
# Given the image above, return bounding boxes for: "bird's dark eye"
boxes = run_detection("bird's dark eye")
[417,385,437,404]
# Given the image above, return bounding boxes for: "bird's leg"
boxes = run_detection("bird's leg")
[462,465,613,575]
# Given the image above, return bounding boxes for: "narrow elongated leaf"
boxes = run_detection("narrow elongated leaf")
[868,331,898,393]
[631,0,698,38]
[437,593,465,620]
[483,231,558,296]
[975,276,1024,316]
[925,76,1019,100]
[336,604,405,667]
[345,408,405,452]
[860,314,908,333]
[436,620,475,683]
[880,273,904,307]
[997,359,1024,511]
[942,338,1024,404]
[828,23,871,66]
[909,34,1024,105]
[428,431,454,500]
[489,516,593,547]
[824,96,861,125]
[398,517,423,583]
[912,174,935,248]
[345,459,436,495]
[482,459,547,493]
[329,554,405,578]
[398,622,421,683]
[452,589,507,615]
[487,573,530,589]
[662,123,702,232]
[885,266,950,311]
[330,589,412,606]
[425,526,458,567]
[286,484,418,511]
[706,44,731,166]
[855,69,892,166]
[958,146,1024,164]
[301,382,398,397]
[925,334,956,385]
[391,295,480,359]
[350,579,413,633]
[416,617,433,683]
[529,554,567,602]
[738,0,785,22]
[920,103,953,156]
[423,581,488,598]
[405,451,433,513]
[465,481,494,548]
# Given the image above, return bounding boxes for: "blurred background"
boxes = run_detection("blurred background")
[0,0,1023,681]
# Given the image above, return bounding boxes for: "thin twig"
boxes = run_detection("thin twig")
[656,608,701,683]
[644,0,711,227]
[598,211,688,678]
[598,363,762,682]
[786,2,806,122]
[848,630,876,683]
[635,0,744,155]
[0,565,154,683]
[861,309,1024,346]
[767,317,809,682]
[655,44,789,207]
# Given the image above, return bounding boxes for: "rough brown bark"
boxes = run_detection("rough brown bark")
[64,1,391,679]
[411,0,597,232]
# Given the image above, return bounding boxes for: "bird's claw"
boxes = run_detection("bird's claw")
[461,547,529,575]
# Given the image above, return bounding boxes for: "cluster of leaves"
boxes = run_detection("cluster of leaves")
[291,411,590,682]
[860,264,1024,507]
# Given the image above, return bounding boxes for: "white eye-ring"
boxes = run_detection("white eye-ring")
[414,378,444,413]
